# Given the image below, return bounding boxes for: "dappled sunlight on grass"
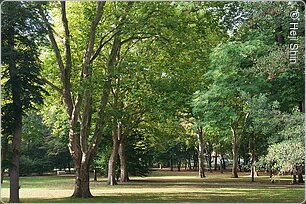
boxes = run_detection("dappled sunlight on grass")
[1,170,304,203]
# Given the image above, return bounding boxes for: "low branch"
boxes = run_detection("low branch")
[39,76,62,94]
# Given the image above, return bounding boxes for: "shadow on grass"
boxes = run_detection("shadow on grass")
[19,189,305,203]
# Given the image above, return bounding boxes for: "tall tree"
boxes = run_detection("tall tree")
[39,1,146,197]
[1,2,46,202]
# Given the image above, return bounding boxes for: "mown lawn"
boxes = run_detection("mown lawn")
[1,170,305,203]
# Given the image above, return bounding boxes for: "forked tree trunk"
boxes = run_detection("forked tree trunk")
[231,126,239,178]
[119,139,129,182]
[41,1,121,198]
[197,127,206,178]
[107,131,120,185]
[72,162,92,198]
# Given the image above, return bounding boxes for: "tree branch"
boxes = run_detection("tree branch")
[83,1,106,70]
[39,8,74,117]
[39,76,62,94]
[78,1,106,156]
[60,2,72,78]
[90,29,120,64]
[121,35,154,45]
[88,34,121,157]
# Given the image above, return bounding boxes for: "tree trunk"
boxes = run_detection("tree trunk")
[193,153,198,170]
[119,139,129,183]
[170,158,173,171]
[269,165,273,178]
[238,156,242,172]
[298,173,304,183]
[208,152,212,173]
[188,159,191,170]
[94,168,97,182]
[42,1,112,199]
[197,127,206,178]
[8,27,22,203]
[299,100,305,113]
[1,135,8,184]
[107,130,119,185]
[177,161,181,172]
[220,155,224,174]
[1,169,5,184]
[72,162,92,198]
[221,154,226,170]
[68,163,71,174]
[231,126,239,178]
[9,123,22,203]
[297,166,304,183]
[251,155,255,182]
[214,151,218,171]
[293,175,297,184]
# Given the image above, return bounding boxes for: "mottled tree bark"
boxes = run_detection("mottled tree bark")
[72,161,92,198]
[107,127,120,185]
[119,139,129,182]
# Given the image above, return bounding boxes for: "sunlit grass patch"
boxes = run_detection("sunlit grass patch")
[1,170,304,203]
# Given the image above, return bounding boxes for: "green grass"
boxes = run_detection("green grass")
[1,170,305,203]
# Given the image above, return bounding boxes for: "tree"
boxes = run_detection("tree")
[265,140,304,184]
[1,2,46,202]
[19,111,52,176]
[40,2,148,197]
[192,40,269,178]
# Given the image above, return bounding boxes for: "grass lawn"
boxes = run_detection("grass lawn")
[1,169,305,203]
